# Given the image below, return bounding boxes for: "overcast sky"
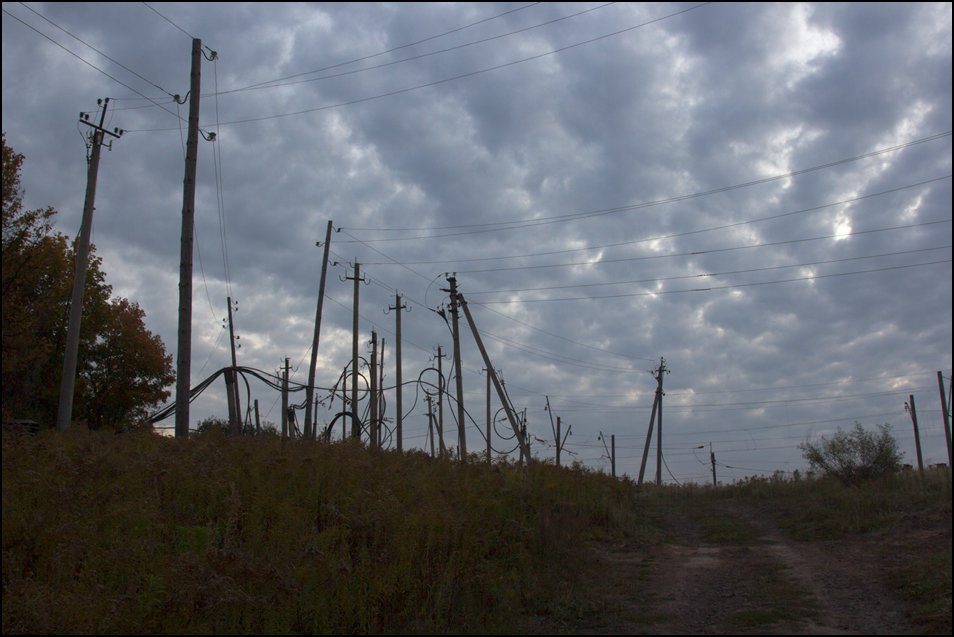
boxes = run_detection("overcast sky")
[3,2,951,483]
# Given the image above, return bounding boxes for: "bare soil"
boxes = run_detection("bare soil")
[546,501,948,635]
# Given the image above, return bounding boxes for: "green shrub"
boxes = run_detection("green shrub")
[798,422,903,486]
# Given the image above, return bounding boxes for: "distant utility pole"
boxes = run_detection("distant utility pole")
[938,371,952,467]
[281,357,290,438]
[654,358,669,486]
[445,275,467,459]
[305,220,333,440]
[344,262,365,440]
[369,331,378,448]
[387,294,408,451]
[56,98,123,432]
[638,358,668,486]
[226,296,241,433]
[436,346,446,457]
[906,395,925,477]
[175,39,205,438]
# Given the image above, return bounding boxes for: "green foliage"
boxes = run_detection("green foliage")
[1,134,173,429]
[798,422,903,486]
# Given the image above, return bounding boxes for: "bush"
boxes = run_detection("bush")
[798,422,903,485]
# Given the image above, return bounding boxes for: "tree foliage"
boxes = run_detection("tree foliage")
[798,422,903,485]
[1,133,174,429]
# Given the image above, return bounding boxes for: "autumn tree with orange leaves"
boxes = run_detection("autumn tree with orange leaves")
[2,134,173,430]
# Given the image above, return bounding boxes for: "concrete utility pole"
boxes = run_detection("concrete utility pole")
[388,294,408,451]
[305,220,333,439]
[445,275,467,459]
[344,262,365,439]
[175,39,204,438]
[906,395,925,477]
[56,98,123,432]
[938,371,952,467]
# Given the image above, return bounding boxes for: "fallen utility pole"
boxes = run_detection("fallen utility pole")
[56,97,123,432]
[305,220,333,439]
[456,292,531,460]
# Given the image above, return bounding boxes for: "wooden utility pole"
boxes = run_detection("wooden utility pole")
[175,38,204,438]
[426,394,436,457]
[486,369,492,463]
[611,434,616,478]
[345,262,365,439]
[305,220,333,439]
[637,392,659,487]
[445,276,467,459]
[388,294,407,451]
[939,371,952,467]
[436,346,446,457]
[281,357,290,438]
[369,331,378,448]
[456,292,531,460]
[56,98,123,432]
[226,296,241,433]
[709,443,717,487]
[654,358,669,486]
[906,395,924,476]
[254,399,260,433]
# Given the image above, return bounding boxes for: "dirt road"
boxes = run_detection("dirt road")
[564,502,924,635]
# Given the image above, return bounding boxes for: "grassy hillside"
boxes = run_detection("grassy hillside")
[2,428,950,634]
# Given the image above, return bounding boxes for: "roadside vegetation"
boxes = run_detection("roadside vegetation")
[3,426,950,634]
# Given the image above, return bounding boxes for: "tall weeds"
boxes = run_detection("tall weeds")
[2,428,643,633]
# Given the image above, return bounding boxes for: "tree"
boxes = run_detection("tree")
[1,134,174,429]
[798,422,903,485]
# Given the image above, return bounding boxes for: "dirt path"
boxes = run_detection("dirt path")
[567,502,920,635]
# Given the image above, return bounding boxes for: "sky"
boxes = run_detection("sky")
[2,2,952,484]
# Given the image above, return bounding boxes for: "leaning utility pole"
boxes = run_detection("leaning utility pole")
[56,98,123,432]
[174,39,204,438]
[445,275,467,459]
[456,292,531,460]
[305,220,333,439]
[387,294,408,451]
[637,392,659,487]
